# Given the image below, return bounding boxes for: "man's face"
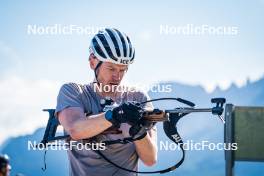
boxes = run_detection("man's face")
[97,61,128,86]
[89,55,128,90]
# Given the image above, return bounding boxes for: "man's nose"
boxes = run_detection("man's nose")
[112,71,121,81]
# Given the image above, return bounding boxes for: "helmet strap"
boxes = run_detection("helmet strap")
[94,61,103,85]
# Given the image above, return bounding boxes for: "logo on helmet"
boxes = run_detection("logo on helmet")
[120,59,129,65]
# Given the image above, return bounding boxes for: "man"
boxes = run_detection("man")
[56,28,157,176]
[0,154,11,176]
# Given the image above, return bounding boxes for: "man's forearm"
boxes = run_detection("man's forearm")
[134,129,157,166]
[59,108,112,140]
[70,113,112,140]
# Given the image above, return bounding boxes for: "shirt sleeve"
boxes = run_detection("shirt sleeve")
[55,83,84,116]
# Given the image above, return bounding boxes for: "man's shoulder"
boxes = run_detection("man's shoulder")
[60,82,90,94]
[122,86,154,109]
[122,86,149,102]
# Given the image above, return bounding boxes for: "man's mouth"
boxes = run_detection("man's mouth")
[109,82,119,85]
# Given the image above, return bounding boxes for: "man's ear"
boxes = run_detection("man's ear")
[89,54,99,70]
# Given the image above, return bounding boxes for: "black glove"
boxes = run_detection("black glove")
[107,102,143,128]
[129,119,156,137]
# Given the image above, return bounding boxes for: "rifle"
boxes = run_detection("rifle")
[39,97,226,174]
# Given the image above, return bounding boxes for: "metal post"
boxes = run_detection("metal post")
[225,104,234,176]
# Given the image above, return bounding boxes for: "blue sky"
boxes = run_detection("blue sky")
[1,0,264,89]
[0,0,264,142]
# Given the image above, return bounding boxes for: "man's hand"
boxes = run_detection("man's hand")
[105,102,143,128]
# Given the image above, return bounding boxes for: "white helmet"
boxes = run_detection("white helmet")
[89,28,135,65]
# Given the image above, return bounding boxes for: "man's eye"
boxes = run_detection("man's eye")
[108,67,114,71]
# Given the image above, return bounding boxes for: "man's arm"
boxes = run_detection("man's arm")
[133,92,158,166]
[134,128,157,166]
[58,107,112,140]
[59,104,158,166]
